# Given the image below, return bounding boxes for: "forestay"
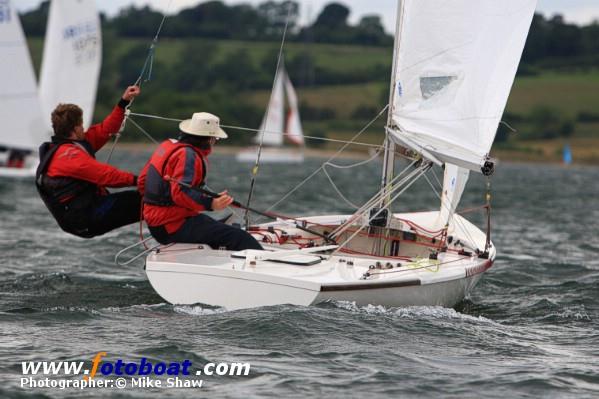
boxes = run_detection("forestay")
[0,0,46,150]
[39,0,102,130]
[389,0,537,172]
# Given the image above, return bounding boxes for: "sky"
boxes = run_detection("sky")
[15,0,599,32]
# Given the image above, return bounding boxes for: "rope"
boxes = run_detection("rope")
[127,117,159,144]
[265,104,389,213]
[421,170,479,251]
[244,3,294,228]
[322,168,360,209]
[320,145,385,209]
[105,0,172,163]
[135,0,172,86]
[128,112,382,148]
[331,163,431,255]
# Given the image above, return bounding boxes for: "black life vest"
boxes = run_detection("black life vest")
[35,138,99,236]
[143,140,207,207]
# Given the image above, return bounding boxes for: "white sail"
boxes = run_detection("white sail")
[389,0,537,172]
[256,66,285,147]
[39,0,102,129]
[283,71,305,146]
[437,163,469,228]
[0,0,47,150]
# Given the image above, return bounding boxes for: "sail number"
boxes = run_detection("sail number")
[63,21,99,65]
[0,0,10,24]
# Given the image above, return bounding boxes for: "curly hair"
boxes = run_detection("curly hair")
[51,104,83,138]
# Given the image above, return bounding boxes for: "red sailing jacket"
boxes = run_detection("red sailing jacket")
[138,140,213,233]
[45,106,136,194]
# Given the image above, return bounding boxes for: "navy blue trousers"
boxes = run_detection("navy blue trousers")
[84,190,141,238]
[149,214,263,251]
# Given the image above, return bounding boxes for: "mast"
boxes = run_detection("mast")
[380,0,404,214]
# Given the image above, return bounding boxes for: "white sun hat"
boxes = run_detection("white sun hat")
[179,112,228,139]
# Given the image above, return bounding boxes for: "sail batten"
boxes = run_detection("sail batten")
[389,0,537,173]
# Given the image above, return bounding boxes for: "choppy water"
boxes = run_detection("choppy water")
[1,149,598,398]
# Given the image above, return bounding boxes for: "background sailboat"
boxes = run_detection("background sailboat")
[39,0,102,130]
[0,0,47,177]
[236,64,305,163]
[0,0,102,177]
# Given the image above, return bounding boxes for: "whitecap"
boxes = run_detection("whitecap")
[331,300,499,325]
[173,305,227,316]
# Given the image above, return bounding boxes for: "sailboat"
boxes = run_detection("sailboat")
[39,0,102,130]
[0,0,47,177]
[236,64,305,163]
[144,0,537,310]
[0,0,101,178]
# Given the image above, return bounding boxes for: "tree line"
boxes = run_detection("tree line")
[21,0,599,65]
[20,1,391,46]
[19,1,599,144]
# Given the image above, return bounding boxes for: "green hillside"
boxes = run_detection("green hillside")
[27,37,599,155]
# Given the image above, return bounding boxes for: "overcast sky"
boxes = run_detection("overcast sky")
[15,0,599,31]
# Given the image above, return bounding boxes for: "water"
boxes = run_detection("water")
[1,149,598,398]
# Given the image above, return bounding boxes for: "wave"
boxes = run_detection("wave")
[173,305,227,316]
[328,300,500,325]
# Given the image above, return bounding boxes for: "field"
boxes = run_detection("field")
[27,37,599,161]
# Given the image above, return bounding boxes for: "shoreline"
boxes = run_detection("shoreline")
[109,139,599,166]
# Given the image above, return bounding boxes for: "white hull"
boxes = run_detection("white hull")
[145,212,495,310]
[0,154,38,178]
[0,165,36,178]
[236,147,304,163]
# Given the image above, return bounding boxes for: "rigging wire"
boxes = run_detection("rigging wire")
[265,104,389,213]
[127,112,383,149]
[320,145,385,209]
[421,170,480,251]
[331,163,431,255]
[243,4,294,229]
[105,0,173,163]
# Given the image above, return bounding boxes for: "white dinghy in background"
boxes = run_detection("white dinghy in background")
[236,63,306,163]
[145,0,537,310]
[0,0,46,177]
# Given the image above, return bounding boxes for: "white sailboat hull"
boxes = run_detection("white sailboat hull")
[145,212,494,310]
[0,165,36,178]
[236,147,304,163]
[0,154,38,178]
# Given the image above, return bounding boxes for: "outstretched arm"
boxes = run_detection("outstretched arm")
[85,86,141,151]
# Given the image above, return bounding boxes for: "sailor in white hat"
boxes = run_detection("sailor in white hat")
[138,112,263,250]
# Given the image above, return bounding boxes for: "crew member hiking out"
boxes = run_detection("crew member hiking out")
[138,112,263,251]
[36,86,142,238]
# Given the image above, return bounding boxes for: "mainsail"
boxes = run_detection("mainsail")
[0,0,46,150]
[39,0,102,129]
[256,66,285,146]
[284,71,305,146]
[255,65,305,147]
[388,0,537,172]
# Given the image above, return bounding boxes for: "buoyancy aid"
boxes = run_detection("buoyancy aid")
[143,139,207,207]
[35,138,98,236]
